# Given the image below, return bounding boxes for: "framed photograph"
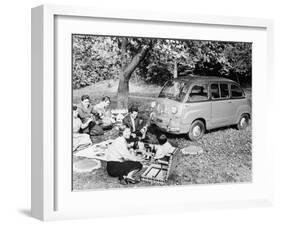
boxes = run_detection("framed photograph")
[31,4,274,221]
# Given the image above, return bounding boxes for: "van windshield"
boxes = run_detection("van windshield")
[159,80,189,102]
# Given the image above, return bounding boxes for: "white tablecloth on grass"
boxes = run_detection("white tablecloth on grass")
[74,139,113,161]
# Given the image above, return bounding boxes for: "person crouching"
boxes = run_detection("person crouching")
[154,134,175,160]
[106,126,143,185]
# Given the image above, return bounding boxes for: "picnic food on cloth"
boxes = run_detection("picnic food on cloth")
[73,140,113,161]
[73,159,101,173]
[181,145,203,155]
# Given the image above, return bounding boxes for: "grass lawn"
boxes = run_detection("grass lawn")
[73,80,161,105]
[72,80,252,190]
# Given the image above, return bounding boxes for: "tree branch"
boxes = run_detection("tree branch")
[121,38,128,71]
[123,44,151,79]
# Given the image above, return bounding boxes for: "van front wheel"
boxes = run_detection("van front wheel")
[188,120,205,141]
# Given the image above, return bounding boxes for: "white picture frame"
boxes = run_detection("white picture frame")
[31,4,274,221]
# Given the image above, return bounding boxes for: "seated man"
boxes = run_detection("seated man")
[93,96,115,129]
[122,105,150,141]
[77,95,104,136]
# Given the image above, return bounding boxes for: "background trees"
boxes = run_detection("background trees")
[73,35,252,108]
[72,35,121,88]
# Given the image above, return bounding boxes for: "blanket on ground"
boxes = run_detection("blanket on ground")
[73,139,113,161]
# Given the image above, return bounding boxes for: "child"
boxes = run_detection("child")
[154,134,175,159]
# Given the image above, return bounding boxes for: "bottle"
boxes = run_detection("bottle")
[152,145,156,154]
[134,141,139,150]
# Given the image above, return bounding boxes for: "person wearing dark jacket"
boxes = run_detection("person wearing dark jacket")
[122,105,150,140]
[77,95,104,136]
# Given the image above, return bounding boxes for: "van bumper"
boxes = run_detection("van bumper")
[151,115,182,134]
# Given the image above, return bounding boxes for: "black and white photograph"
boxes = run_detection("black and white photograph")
[72,34,252,190]
[1,0,280,223]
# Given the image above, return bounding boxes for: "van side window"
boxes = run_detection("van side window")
[178,85,189,101]
[189,84,208,102]
[210,84,220,99]
[231,84,244,98]
[220,83,229,98]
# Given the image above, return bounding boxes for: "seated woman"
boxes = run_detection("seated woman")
[73,105,92,152]
[106,126,143,185]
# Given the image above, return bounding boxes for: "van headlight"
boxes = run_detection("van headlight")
[151,101,156,108]
[171,106,178,114]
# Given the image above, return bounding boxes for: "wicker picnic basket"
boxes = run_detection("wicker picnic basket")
[141,148,179,184]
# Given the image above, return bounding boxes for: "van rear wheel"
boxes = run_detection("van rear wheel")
[237,114,250,130]
[188,120,205,141]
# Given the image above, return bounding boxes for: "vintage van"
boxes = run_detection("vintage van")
[150,75,251,141]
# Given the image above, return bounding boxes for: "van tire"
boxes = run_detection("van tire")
[188,120,205,141]
[237,114,250,130]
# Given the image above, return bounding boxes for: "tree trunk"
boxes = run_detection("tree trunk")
[116,39,151,110]
[173,60,178,78]
[116,73,129,110]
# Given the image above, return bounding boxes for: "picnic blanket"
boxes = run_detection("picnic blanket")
[74,139,114,161]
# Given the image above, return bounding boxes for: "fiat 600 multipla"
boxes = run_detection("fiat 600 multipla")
[150,75,251,141]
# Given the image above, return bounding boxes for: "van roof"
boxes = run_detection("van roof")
[174,74,235,83]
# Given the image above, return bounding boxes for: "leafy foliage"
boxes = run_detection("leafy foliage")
[72,35,252,89]
[72,35,121,88]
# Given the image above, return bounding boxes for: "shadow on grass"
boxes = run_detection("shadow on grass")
[18,209,31,218]
[149,124,241,142]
